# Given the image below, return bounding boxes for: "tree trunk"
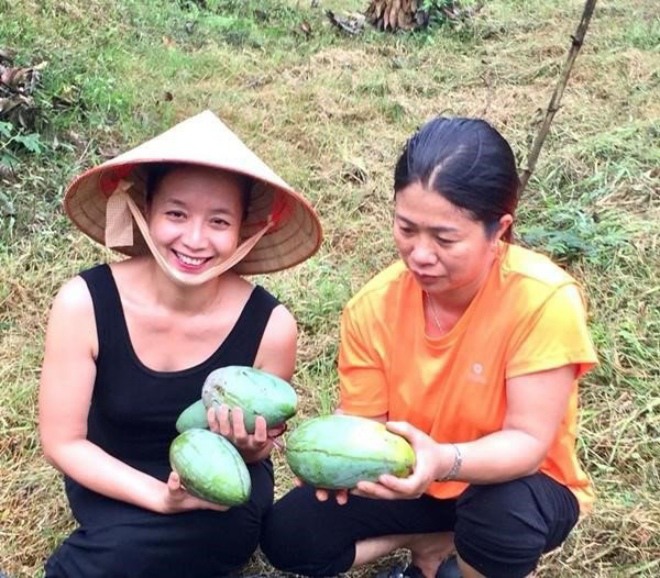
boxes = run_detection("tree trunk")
[365,0,422,32]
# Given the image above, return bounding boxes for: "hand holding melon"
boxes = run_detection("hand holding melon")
[170,369,417,507]
[175,365,298,434]
[169,428,252,507]
[284,414,416,490]
[169,366,298,507]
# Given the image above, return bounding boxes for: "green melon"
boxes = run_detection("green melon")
[175,399,208,433]
[169,428,251,506]
[285,414,416,489]
[201,365,297,433]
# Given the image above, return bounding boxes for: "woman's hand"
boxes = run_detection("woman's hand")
[162,471,230,513]
[351,421,452,500]
[294,421,449,504]
[293,477,351,505]
[207,405,283,463]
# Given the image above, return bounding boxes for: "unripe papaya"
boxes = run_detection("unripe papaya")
[169,428,251,506]
[175,399,208,433]
[285,414,416,489]
[201,365,297,433]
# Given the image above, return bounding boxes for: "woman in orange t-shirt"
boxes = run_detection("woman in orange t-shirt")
[261,117,597,578]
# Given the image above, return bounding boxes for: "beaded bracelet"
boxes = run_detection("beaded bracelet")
[439,443,463,482]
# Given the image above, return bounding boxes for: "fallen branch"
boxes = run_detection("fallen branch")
[519,0,598,195]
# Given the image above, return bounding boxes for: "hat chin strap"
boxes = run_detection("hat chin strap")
[106,181,273,287]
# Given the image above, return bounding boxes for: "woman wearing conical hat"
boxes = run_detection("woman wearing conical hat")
[38,111,322,578]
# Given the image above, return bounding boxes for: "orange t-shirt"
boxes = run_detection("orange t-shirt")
[338,244,598,512]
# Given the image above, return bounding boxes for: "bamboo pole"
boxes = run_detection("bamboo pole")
[519,0,598,195]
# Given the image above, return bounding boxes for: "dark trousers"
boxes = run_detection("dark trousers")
[45,461,274,578]
[260,473,580,578]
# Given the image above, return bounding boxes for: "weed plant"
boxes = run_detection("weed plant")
[1,0,658,576]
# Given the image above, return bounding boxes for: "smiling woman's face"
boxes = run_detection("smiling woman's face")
[146,166,245,276]
[393,181,511,304]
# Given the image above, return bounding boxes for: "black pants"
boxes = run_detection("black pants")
[260,473,579,578]
[45,461,274,578]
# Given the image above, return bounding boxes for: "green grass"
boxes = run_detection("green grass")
[1,0,659,576]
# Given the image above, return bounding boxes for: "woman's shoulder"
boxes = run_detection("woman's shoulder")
[502,244,576,289]
[344,260,409,314]
[49,273,95,321]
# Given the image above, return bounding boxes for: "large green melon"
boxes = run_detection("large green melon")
[169,428,251,506]
[200,365,297,433]
[285,414,416,489]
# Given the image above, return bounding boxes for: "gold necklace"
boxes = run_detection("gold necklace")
[425,291,443,331]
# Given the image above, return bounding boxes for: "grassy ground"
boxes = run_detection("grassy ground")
[1,0,658,576]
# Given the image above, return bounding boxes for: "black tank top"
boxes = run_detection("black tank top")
[65,264,279,522]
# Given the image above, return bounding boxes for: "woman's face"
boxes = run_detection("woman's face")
[146,166,245,277]
[393,182,511,303]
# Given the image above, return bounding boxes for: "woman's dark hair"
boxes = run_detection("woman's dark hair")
[145,162,252,221]
[394,117,520,241]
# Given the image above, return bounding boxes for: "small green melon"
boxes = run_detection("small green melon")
[169,428,251,506]
[175,399,208,433]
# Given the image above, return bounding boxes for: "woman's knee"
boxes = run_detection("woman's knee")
[260,504,295,570]
[44,528,141,578]
[261,487,354,576]
[260,492,321,572]
[454,477,575,578]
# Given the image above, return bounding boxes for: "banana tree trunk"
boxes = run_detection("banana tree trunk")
[365,0,423,31]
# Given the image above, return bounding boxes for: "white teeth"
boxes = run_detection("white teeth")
[176,252,206,266]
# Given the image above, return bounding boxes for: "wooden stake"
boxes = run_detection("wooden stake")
[519,0,598,195]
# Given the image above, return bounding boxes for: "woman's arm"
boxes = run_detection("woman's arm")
[209,304,298,463]
[354,282,595,499]
[253,304,297,381]
[39,277,226,514]
[458,364,577,481]
[354,364,577,499]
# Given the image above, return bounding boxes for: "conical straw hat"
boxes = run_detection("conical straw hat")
[64,110,322,275]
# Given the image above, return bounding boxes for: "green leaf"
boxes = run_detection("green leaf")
[0,121,13,138]
[14,132,43,154]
